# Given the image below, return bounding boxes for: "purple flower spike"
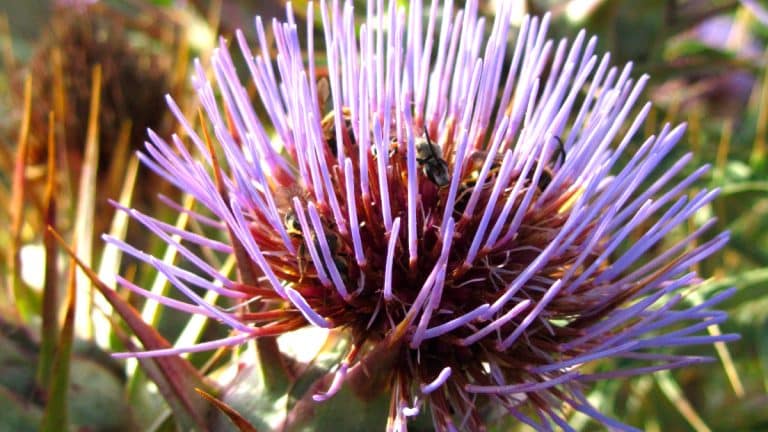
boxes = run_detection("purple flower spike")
[112,0,737,429]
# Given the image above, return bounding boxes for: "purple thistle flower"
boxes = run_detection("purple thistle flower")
[107,0,738,429]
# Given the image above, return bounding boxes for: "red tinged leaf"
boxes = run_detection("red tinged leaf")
[195,388,259,432]
[48,227,212,430]
[38,111,60,390]
[6,75,33,317]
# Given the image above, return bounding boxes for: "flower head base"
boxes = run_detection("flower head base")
[108,0,737,429]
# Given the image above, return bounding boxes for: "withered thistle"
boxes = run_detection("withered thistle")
[107,1,737,429]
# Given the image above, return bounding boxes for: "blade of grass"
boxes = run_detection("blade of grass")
[750,46,768,167]
[568,379,618,431]
[643,106,659,141]
[720,181,768,195]
[697,269,768,300]
[51,48,66,124]
[38,112,60,389]
[170,19,190,95]
[713,121,734,266]
[686,171,745,399]
[207,0,222,34]
[94,155,140,349]
[626,375,655,421]
[103,120,133,196]
[50,48,74,205]
[714,119,733,183]
[655,369,711,432]
[686,107,702,164]
[0,138,12,178]
[0,14,16,73]
[73,65,102,339]
[706,320,745,397]
[0,181,10,222]
[7,75,32,318]
[688,254,745,398]
[39,252,77,432]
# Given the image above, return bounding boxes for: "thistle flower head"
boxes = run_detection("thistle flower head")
[108,1,737,429]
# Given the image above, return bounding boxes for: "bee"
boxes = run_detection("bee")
[529,136,565,192]
[453,150,503,215]
[317,76,355,158]
[450,136,566,216]
[464,150,503,187]
[415,130,450,188]
[324,230,350,279]
[284,209,349,283]
[284,210,303,237]
[284,210,308,280]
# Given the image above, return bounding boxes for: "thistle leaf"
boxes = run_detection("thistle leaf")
[196,387,259,432]
[48,227,211,430]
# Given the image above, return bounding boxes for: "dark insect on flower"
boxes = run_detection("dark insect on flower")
[415,131,451,188]
[455,148,503,215]
[318,76,356,158]
[107,1,738,430]
[529,135,566,192]
[283,209,311,280]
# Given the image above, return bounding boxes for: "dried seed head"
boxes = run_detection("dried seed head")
[24,5,169,167]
